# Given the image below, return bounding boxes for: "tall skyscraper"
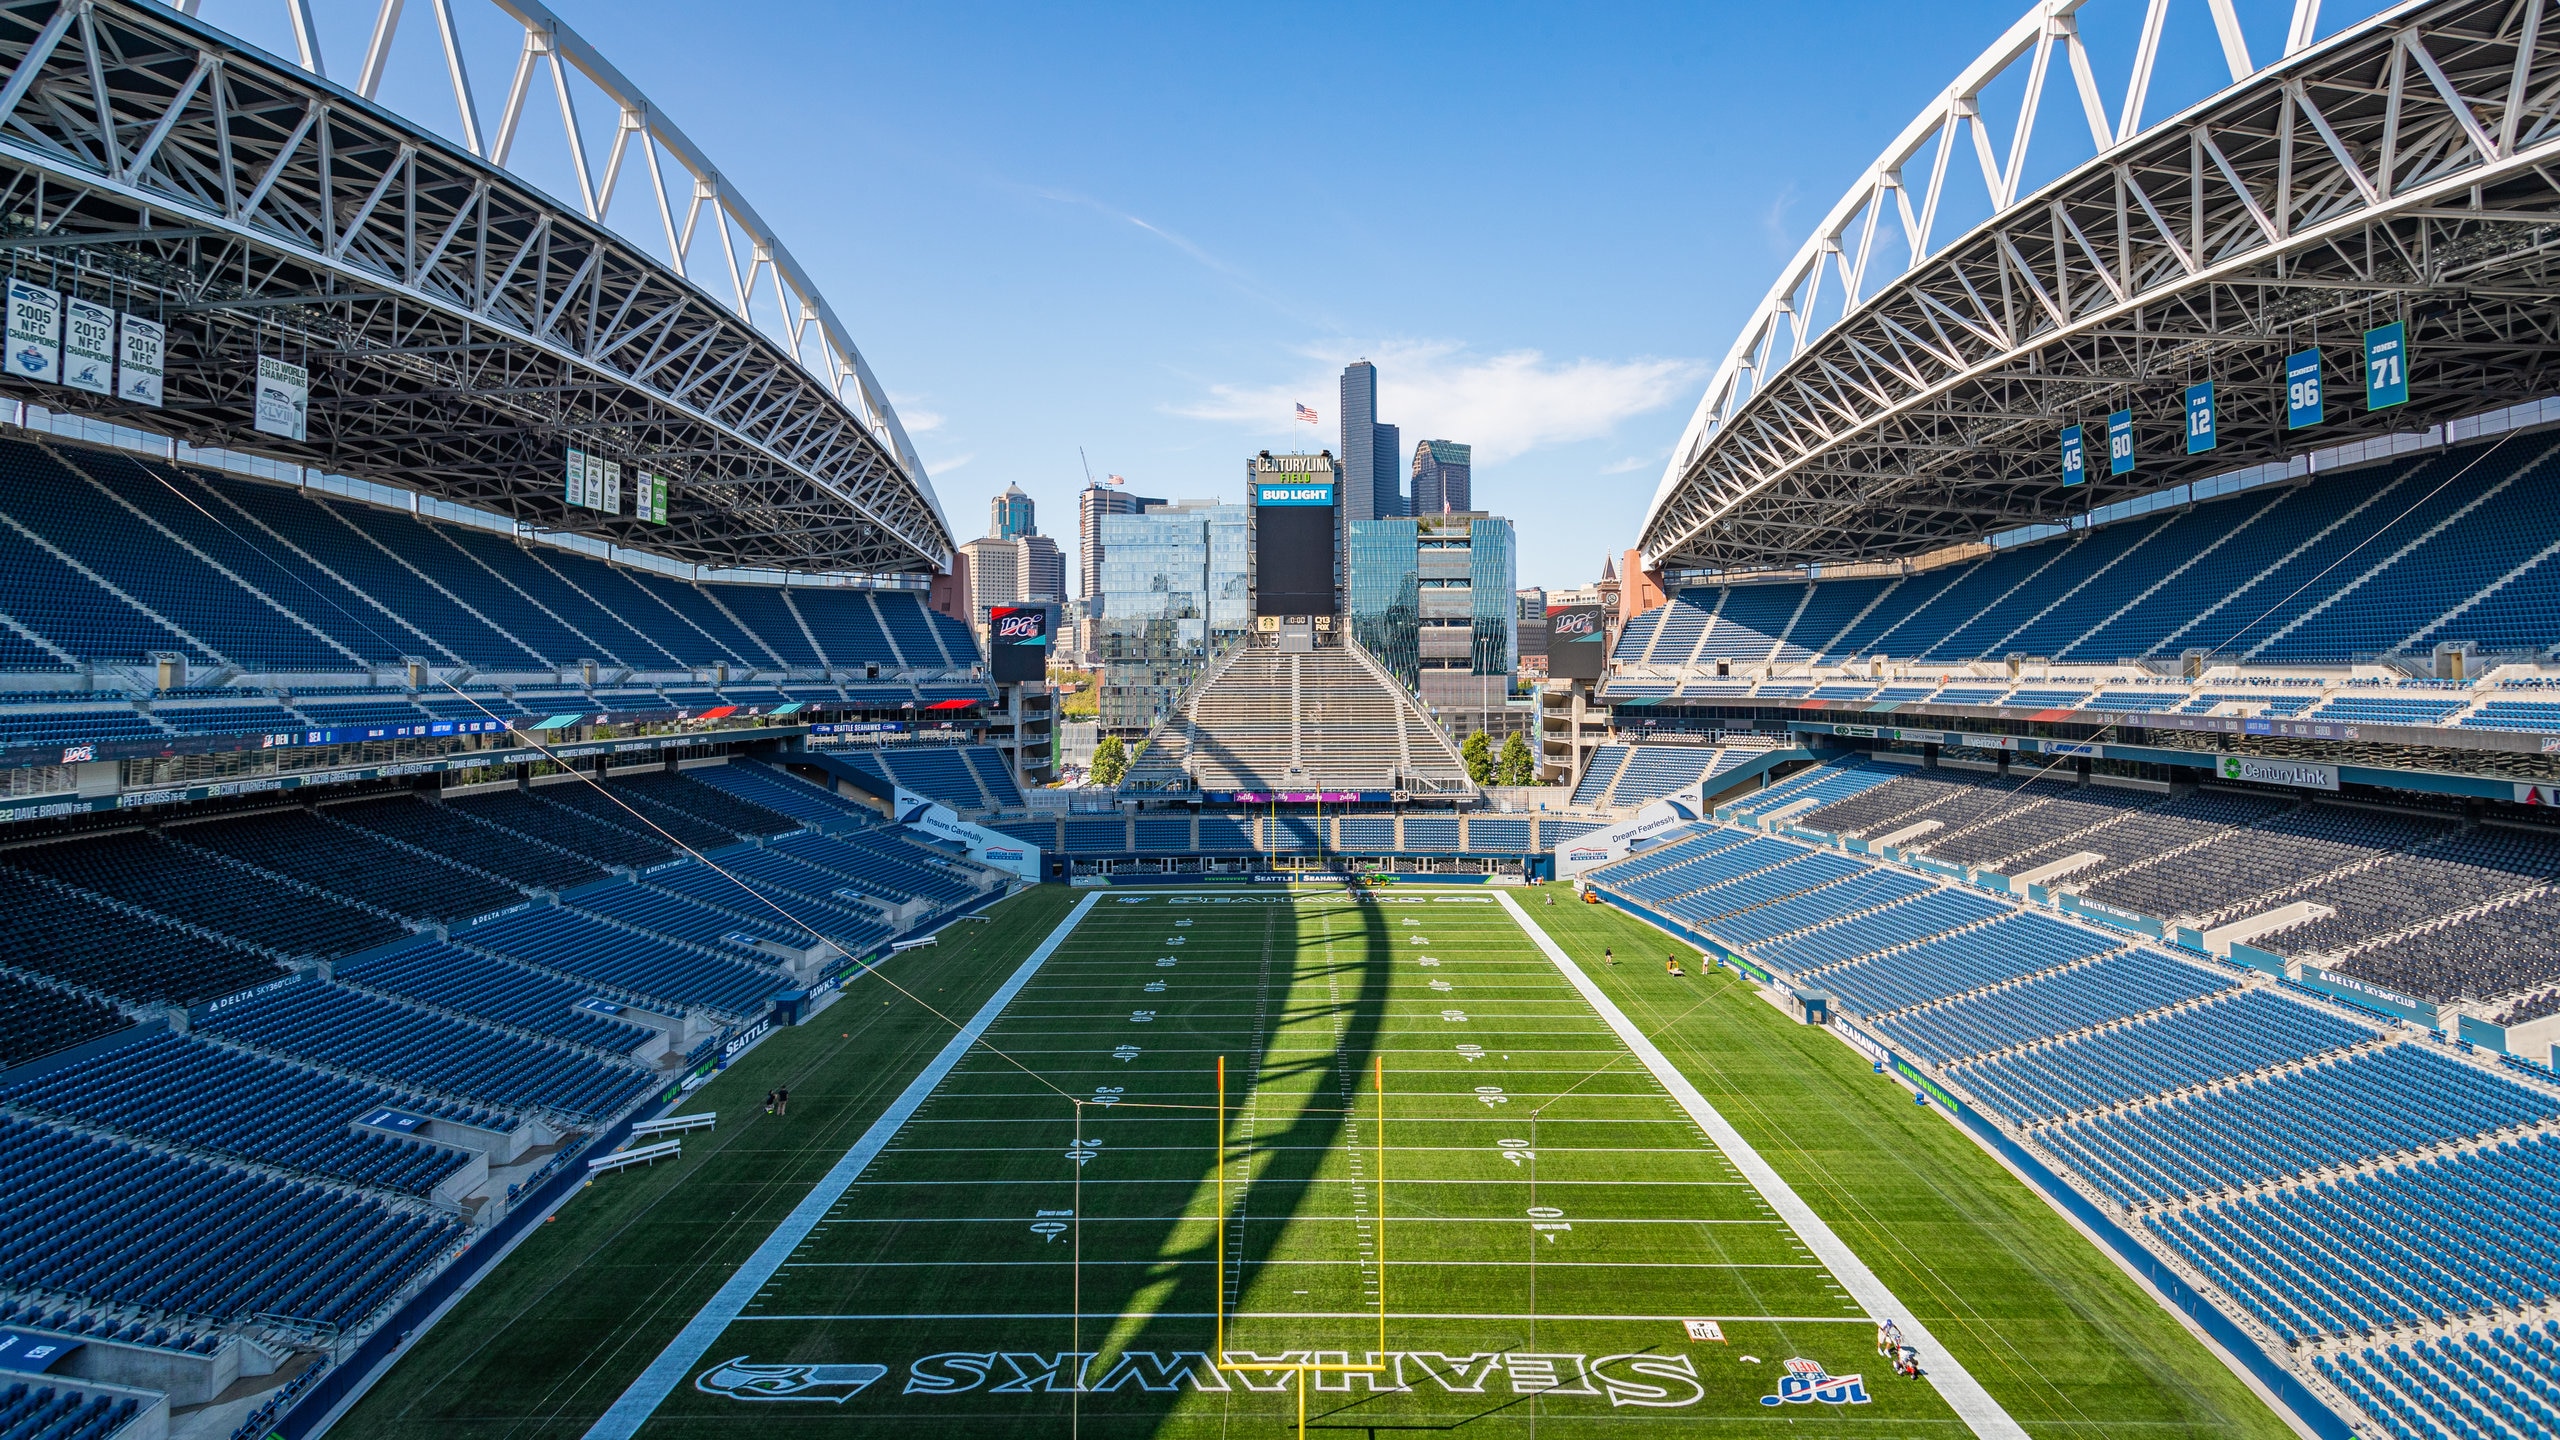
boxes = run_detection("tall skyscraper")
[1096,500,1248,732]
[1337,360,1404,522]
[1078,480,1164,609]
[1410,440,1472,515]
[1020,534,1066,603]
[990,483,1035,539]
[1345,511,1517,733]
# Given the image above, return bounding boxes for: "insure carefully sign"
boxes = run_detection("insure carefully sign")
[2218,755,2338,791]
[2285,347,2323,430]
[2106,408,2134,476]
[254,355,308,441]
[2059,425,2085,485]
[2366,321,2408,410]
[5,279,60,385]
[59,297,113,396]
[2185,382,2216,453]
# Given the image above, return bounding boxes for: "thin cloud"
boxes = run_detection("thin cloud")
[1762,180,1801,257]
[924,451,975,476]
[1173,340,1703,465]
[1598,454,1655,475]
[1026,185,1324,325]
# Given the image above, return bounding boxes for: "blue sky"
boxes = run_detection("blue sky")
[202,0,2392,593]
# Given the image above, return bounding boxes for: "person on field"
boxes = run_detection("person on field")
[1665,955,1684,977]
[1604,947,1615,967]
[777,1087,789,1117]
[764,1090,775,1117]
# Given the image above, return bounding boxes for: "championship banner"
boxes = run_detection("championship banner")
[117,314,164,407]
[566,448,589,509]
[5,279,60,385]
[2366,321,2408,410]
[2285,347,2323,430]
[601,458,622,514]
[2059,425,2085,485]
[254,355,308,441]
[2184,382,2215,453]
[59,297,113,396]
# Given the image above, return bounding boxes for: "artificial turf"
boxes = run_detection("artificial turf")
[330,879,2296,1440]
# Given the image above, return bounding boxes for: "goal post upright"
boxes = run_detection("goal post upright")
[1214,1035,1393,1440]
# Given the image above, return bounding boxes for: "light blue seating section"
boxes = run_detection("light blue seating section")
[0,1030,492,1195]
[1570,745,1627,806]
[457,906,785,1017]
[0,435,990,675]
[687,760,877,826]
[1802,911,2117,1017]
[2322,1326,2560,1440]
[1610,745,1726,805]
[1064,818,1128,852]
[1705,868,1934,944]
[1337,816,1395,850]
[1755,886,2010,970]
[0,1378,141,1440]
[2044,1043,2560,1207]
[1403,817,1459,851]
[1662,851,1868,928]
[1610,433,2560,672]
[0,1113,460,1328]
[1874,947,2234,1063]
[1469,818,1532,851]
[335,939,662,1052]
[1948,989,2375,1123]
[193,980,651,1122]
[2153,1135,2560,1341]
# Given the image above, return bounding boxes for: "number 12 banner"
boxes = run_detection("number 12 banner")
[2186,382,2216,454]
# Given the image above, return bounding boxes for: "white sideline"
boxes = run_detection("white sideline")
[1495,891,2029,1440]
[582,891,1101,1439]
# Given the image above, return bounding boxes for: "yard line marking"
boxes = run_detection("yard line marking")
[731,1310,1876,1323]
[581,890,1102,1440]
[779,1258,1819,1269]
[1498,889,2031,1440]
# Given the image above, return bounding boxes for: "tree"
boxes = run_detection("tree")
[1091,734,1128,785]
[1496,732,1536,787]
[1460,730,1494,785]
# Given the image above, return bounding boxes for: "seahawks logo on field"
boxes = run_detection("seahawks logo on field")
[695,1356,888,1402]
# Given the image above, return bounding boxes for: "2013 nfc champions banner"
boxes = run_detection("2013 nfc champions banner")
[5,283,167,410]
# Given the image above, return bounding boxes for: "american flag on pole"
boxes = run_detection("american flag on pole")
[1295,404,1319,424]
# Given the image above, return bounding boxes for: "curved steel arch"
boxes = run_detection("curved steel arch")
[1634,0,2560,571]
[212,0,949,547]
[0,0,949,573]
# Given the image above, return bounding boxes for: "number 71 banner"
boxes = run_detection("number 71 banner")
[2366,322,2408,410]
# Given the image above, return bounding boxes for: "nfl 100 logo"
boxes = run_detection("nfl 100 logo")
[995,611,1046,642]
[1762,1356,1870,1406]
[1549,611,1598,639]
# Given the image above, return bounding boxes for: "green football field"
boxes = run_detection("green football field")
[336,881,2295,1440]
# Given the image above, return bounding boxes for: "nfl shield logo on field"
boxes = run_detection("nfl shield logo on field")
[695,1356,888,1402]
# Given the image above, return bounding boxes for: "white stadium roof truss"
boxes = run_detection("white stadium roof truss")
[1642,0,2560,572]
[0,0,952,573]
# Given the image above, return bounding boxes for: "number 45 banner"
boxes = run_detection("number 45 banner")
[2366,322,2408,410]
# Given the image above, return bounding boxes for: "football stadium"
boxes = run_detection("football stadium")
[4,2,2560,1439]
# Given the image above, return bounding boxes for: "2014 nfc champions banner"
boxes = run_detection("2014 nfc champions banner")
[5,282,164,409]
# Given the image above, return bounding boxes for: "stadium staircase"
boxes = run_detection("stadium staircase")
[1120,636,1471,794]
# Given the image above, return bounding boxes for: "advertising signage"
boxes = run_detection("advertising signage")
[1251,456,1339,617]
[988,602,1054,683]
[1547,603,1607,680]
